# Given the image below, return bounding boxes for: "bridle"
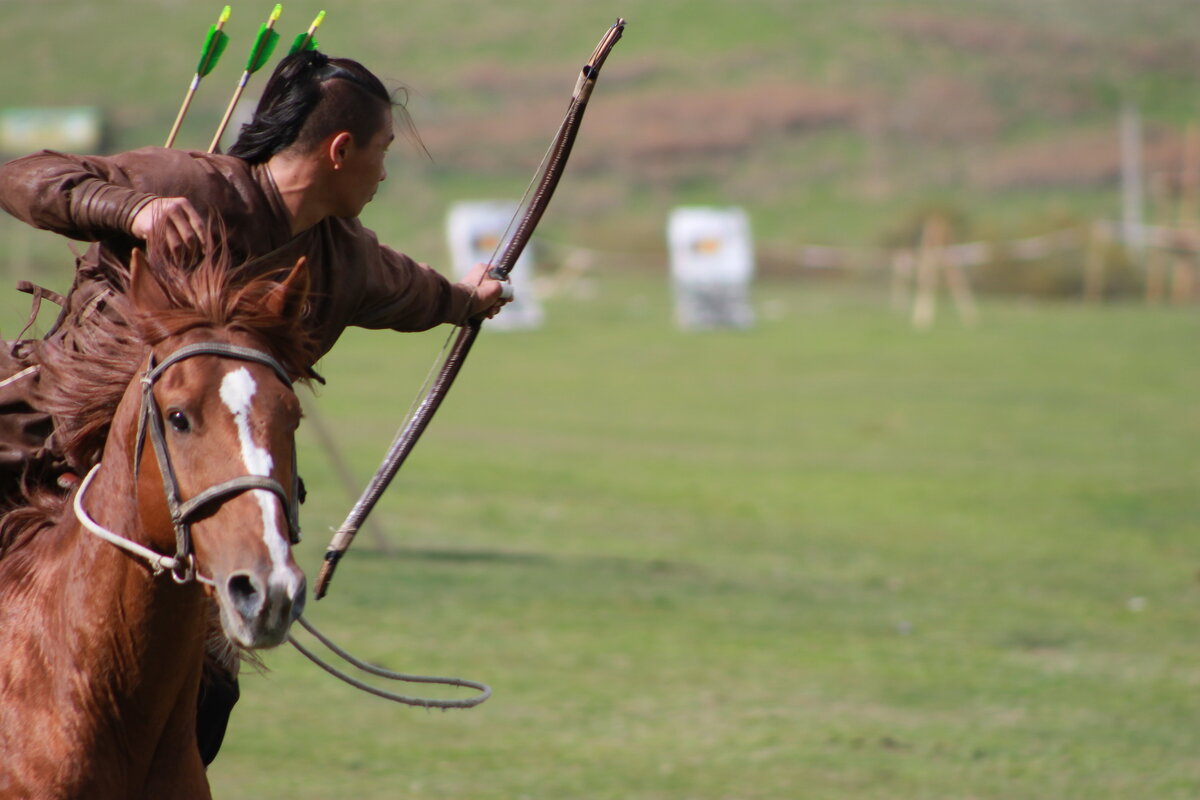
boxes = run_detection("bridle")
[76,341,302,584]
[69,338,492,705]
[73,340,493,708]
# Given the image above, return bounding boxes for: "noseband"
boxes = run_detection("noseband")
[126,341,302,583]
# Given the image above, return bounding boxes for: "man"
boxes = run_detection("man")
[0,49,510,763]
[0,49,509,486]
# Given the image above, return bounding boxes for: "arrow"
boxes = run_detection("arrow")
[208,3,283,153]
[287,9,325,55]
[164,5,232,148]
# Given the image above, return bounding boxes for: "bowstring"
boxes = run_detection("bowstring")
[400,95,577,424]
[467,100,571,311]
[368,19,624,493]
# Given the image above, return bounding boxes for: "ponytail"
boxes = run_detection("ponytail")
[228,50,395,164]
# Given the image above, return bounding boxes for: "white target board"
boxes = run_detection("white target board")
[667,206,755,330]
[446,201,543,331]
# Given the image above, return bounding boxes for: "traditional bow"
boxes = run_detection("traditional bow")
[314,18,627,599]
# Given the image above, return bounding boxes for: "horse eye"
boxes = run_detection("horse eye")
[167,410,191,433]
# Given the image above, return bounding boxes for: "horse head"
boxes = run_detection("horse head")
[121,246,313,648]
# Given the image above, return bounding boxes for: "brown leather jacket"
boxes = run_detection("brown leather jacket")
[0,146,473,360]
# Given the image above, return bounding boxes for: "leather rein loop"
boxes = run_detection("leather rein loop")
[314,18,626,599]
[132,341,302,584]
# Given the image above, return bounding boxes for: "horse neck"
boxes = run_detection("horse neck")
[0,376,210,797]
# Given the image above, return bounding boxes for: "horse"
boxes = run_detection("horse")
[0,243,315,799]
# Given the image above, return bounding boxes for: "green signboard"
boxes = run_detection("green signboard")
[0,107,103,154]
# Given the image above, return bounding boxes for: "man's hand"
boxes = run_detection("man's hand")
[459,262,514,319]
[130,196,207,255]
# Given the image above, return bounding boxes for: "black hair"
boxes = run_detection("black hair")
[228,50,409,164]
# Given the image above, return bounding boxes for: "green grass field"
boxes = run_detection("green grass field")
[131,271,1199,799]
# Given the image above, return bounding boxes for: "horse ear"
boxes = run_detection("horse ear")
[128,248,170,313]
[262,256,310,324]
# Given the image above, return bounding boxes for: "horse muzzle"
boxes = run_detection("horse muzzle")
[217,564,306,648]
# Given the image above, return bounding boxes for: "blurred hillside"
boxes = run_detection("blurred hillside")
[4,0,1200,262]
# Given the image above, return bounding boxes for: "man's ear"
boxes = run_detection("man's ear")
[327,131,354,169]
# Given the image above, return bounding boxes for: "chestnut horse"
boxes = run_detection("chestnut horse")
[0,246,315,798]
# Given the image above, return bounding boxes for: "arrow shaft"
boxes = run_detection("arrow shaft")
[165,75,202,147]
[209,75,249,153]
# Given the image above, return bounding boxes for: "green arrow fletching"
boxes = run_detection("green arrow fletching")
[197,28,230,77]
[246,25,281,72]
[288,31,319,54]
[287,11,325,56]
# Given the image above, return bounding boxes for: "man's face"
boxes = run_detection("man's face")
[335,110,394,217]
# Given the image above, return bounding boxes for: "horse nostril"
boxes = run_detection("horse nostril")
[226,572,265,620]
[291,575,307,622]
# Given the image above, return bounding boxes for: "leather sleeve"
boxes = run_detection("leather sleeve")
[0,150,158,241]
[348,223,474,332]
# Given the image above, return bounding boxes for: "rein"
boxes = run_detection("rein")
[74,462,214,586]
[77,459,491,707]
[287,616,492,709]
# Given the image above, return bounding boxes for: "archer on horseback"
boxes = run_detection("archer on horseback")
[0,49,512,765]
[0,50,511,493]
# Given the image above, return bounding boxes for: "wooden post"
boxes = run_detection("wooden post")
[944,249,979,326]
[1145,248,1166,304]
[890,250,914,312]
[1172,123,1200,304]
[1120,102,1147,266]
[1083,223,1107,303]
[911,215,945,330]
[1172,252,1196,303]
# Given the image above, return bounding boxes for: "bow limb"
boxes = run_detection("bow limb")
[487,18,626,281]
[314,18,626,599]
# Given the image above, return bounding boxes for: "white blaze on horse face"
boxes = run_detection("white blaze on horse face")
[219,367,292,578]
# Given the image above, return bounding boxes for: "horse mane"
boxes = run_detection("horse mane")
[0,234,317,554]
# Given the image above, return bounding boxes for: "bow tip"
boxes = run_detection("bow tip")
[313,550,341,599]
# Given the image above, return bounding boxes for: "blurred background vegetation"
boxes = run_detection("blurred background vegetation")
[5,0,1200,295]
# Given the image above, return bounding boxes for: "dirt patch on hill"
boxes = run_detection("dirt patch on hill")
[416,79,864,179]
[970,126,1185,190]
